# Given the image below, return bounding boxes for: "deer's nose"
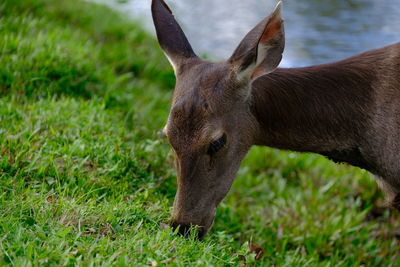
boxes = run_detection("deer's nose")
[170,221,206,240]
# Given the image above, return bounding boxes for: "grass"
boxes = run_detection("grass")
[0,0,399,265]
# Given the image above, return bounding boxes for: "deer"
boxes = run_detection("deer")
[151,0,400,239]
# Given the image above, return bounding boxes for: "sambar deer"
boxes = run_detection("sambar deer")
[151,0,400,238]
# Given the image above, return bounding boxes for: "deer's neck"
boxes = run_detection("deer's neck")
[250,58,377,155]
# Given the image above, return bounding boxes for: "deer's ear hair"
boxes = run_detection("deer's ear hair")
[229,1,285,81]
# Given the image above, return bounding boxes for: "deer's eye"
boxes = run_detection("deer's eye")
[207,134,226,156]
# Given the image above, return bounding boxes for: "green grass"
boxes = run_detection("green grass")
[0,0,399,265]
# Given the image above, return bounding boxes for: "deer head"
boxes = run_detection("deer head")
[152,0,285,238]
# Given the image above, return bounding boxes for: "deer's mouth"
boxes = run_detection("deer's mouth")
[169,221,208,239]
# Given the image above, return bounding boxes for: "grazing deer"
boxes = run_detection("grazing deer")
[151,0,400,238]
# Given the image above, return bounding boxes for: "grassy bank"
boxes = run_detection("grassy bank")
[0,0,399,265]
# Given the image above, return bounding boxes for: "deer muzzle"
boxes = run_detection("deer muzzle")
[169,192,217,239]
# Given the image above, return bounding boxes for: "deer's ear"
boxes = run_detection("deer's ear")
[151,0,197,73]
[229,1,285,81]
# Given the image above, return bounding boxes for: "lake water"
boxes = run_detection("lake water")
[99,0,400,67]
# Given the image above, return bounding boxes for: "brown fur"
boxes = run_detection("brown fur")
[251,42,400,201]
[152,0,400,238]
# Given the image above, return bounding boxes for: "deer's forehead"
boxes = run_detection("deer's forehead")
[169,93,209,131]
[172,67,233,113]
[165,63,234,144]
[165,91,220,145]
[176,62,230,91]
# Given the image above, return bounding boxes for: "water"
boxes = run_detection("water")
[100,0,400,67]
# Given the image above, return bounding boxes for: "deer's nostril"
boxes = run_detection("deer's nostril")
[170,221,206,240]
